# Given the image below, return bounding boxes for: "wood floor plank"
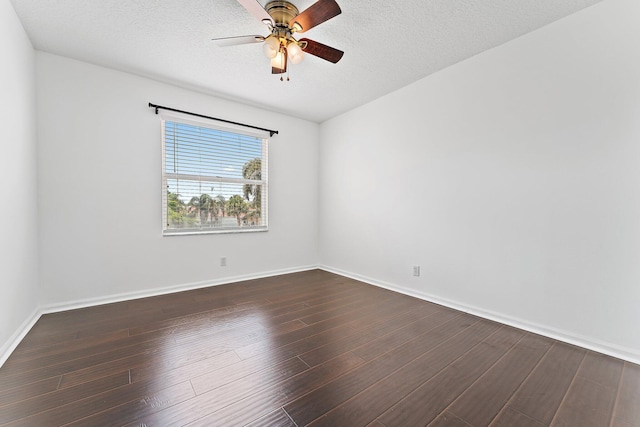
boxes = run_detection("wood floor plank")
[16,325,78,348]
[611,362,640,427]
[187,353,307,396]
[350,309,462,362]
[296,303,447,367]
[259,291,392,329]
[5,329,131,366]
[1,333,176,390]
[171,313,305,347]
[366,325,525,427]
[59,314,303,390]
[191,354,309,398]
[0,370,129,424]
[126,352,365,427]
[90,354,301,425]
[300,307,457,366]
[489,407,545,427]
[550,376,618,427]
[499,340,584,425]
[3,380,195,427]
[428,411,474,427]
[185,296,408,393]
[233,295,414,361]
[128,356,310,425]
[245,408,298,427]
[27,271,334,343]
[37,304,180,341]
[610,419,637,427]
[192,353,365,427]
[284,314,481,426]
[130,349,240,385]
[0,376,60,408]
[9,328,175,373]
[57,336,225,389]
[128,299,264,336]
[295,295,394,326]
[578,351,624,388]
[446,333,553,426]
[306,321,508,427]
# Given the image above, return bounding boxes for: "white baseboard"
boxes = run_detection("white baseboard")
[0,308,41,368]
[0,265,317,368]
[320,265,640,365]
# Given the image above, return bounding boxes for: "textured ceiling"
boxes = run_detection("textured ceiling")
[10,0,601,122]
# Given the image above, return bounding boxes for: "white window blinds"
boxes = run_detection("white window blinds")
[161,113,268,235]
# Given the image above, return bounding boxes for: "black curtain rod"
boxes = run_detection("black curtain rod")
[148,103,278,137]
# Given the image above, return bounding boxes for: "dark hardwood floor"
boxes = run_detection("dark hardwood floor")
[0,269,638,426]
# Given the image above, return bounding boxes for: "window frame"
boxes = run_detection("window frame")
[160,111,269,236]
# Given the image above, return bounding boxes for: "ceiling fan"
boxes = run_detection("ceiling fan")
[213,0,344,79]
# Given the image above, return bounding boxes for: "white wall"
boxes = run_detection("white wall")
[0,0,40,361]
[36,53,319,307]
[319,0,640,361]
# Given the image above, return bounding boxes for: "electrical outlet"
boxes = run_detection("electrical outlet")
[413,266,420,277]
[220,257,227,267]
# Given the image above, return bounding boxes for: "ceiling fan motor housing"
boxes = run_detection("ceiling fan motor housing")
[265,1,299,27]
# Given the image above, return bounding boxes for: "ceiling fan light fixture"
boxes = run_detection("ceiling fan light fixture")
[287,41,304,64]
[262,35,280,58]
[271,49,287,72]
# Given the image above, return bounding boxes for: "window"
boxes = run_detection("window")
[161,112,268,235]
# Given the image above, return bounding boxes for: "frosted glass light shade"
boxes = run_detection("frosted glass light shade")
[271,50,286,71]
[263,36,279,59]
[287,42,304,64]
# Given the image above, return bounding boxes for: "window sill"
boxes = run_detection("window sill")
[162,227,268,236]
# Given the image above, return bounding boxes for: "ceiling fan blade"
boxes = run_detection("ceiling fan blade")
[290,0,341,33]
[211,35,265,47]
[299,38,344,63]
[236,0,273,24]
